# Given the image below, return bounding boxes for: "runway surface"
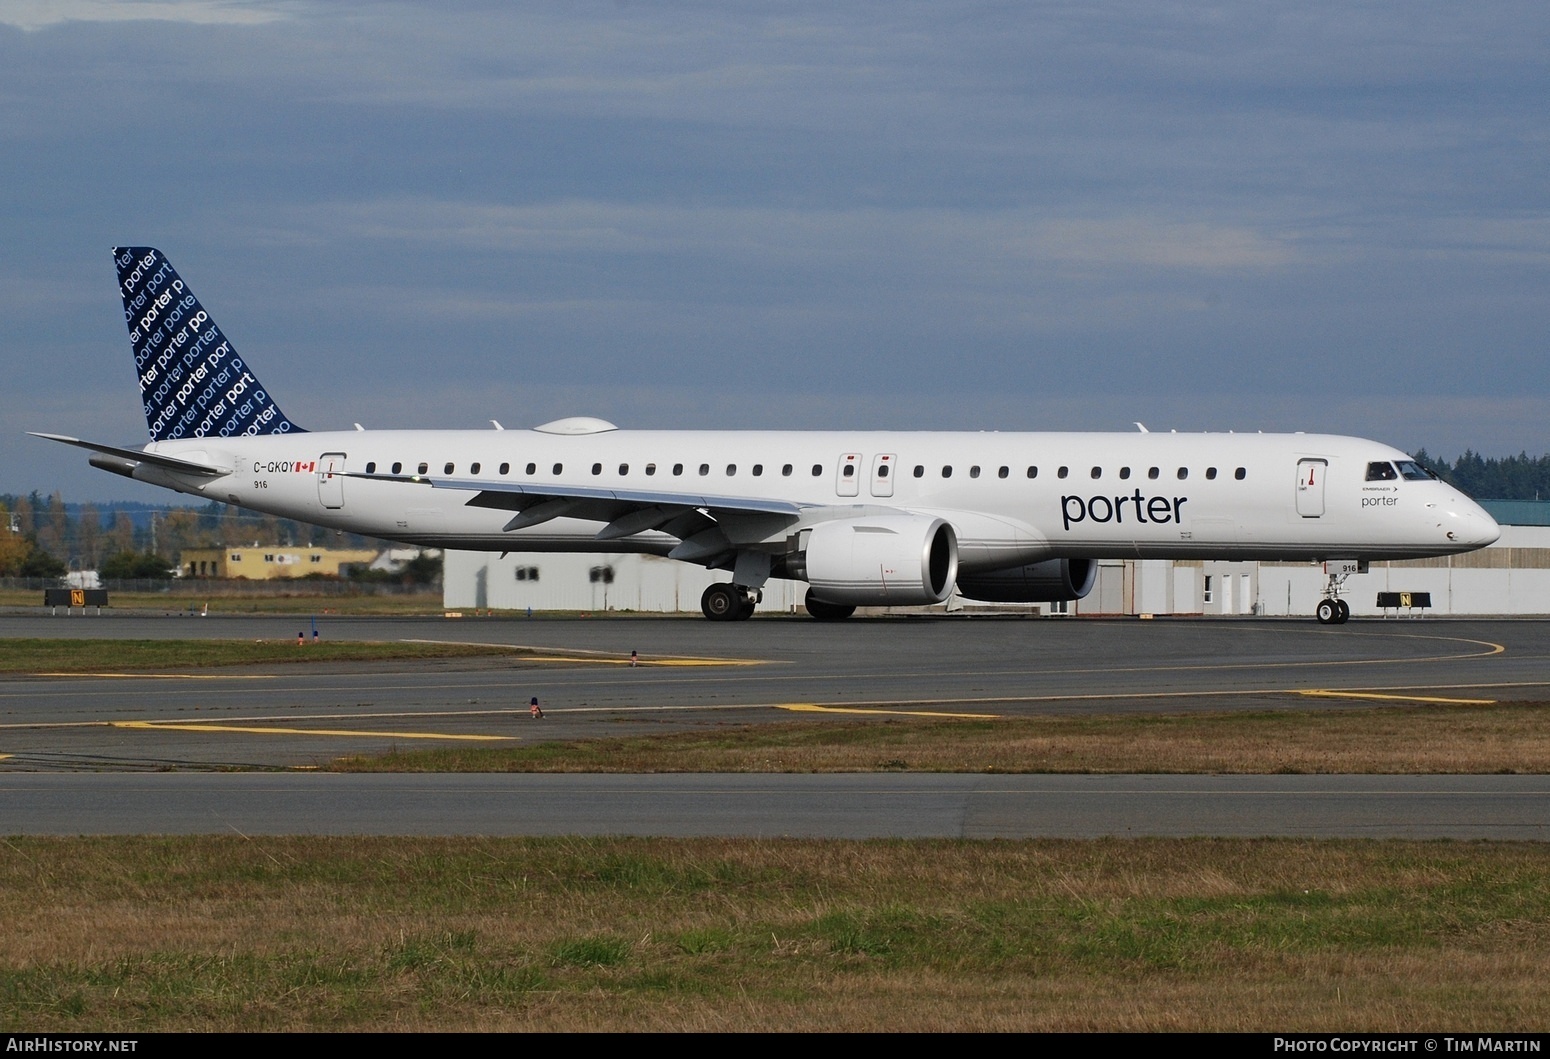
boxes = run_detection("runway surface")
[2,772,1546,839]
[3,612,1547,836]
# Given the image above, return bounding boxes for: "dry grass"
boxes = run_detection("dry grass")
[2,836,1547,1031]
[334,702,1550,775]
[0,638,521,673]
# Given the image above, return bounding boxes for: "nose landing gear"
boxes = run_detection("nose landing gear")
[1315,597,1350,624]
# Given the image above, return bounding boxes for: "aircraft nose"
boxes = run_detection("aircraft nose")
[1447,502,1501,549]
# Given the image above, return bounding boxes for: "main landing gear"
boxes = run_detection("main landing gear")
[701,583,758,622]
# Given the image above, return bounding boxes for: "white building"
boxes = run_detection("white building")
[444,503,1550,618]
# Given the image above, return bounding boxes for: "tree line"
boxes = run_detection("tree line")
[1409,450,1550,502]
[0,492,383,579]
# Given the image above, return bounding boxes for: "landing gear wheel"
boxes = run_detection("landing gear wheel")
[701,584,740,622]
[1335,599,1351,624]
[805,589,856,621]
[1315,598,1338,625]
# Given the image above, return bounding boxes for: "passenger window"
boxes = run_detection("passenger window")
[942,466,953,478]
[646,463,657,476]
[618,463,629,475]
[842,465,854,478]
[1090,466,1101,479]
[591,463,602,476]
[752,464,763,476]
[913,465,924,478]
[1177,467,1188,480]
[812,464,822,476]
[1206,467,1217,480]
[418,462,428,475]
[1026,466,1038,479]
[365,462,376,474]
[1148,467,1160,480]
[552,463,562,475]
[1365,461,1399,481]
[878,465,889,478]
[499,463,510,475]
[727,464,737,476]
[1235,467,1246,480]
[470,462,481,475]
[391,462,402,474]
[444,463,454,475]
[782,464,793,476]
[699,464,710,476]
[969,466,980,478]
[673,463,684,476]
[998,466,1009,479]
[1118,467,1130,480]
[526,463,536,475]
[1057,467,1069,479]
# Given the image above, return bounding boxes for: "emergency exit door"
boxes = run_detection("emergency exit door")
[318,452,347,510]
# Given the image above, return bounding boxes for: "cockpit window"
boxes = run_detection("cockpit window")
[1395,460,1434,481]
[1365,461,1399,481]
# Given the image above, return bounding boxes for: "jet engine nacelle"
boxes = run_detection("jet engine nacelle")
[791,515,958,606]
[955,558,1097,603]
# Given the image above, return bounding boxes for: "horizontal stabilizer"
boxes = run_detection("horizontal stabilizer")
[27,433,231,477]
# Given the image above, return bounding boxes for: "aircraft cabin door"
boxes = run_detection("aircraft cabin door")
[870,453,896,497]
[318,452,347,510]
[836,453,861,497]
[1296,458,1326,518]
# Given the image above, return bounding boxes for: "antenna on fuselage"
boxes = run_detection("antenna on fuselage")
[1134,422,1149,433]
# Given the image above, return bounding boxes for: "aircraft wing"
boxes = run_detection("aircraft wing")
[349,471,810,546]
[28,433,232,477]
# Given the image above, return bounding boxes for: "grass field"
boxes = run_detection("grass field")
[1,588,445,615]
[3,835,1547,1031]
[333,702,1550,775]
[0,637,520,673]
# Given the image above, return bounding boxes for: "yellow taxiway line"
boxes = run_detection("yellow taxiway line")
[111,721,510,741]
[1298,690,1497,706]
[776,703,1002,720]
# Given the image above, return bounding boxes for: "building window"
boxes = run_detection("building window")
[588,565,615,584]
[514,566,540,582]
[230,554,242,562]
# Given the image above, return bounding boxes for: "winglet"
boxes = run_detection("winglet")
[114,246,305,441]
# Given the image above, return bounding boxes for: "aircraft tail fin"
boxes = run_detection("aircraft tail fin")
[114,246,305,441]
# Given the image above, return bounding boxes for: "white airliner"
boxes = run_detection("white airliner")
[33,247,1500,623]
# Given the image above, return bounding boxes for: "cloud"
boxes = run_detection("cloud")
[0,0,290,31]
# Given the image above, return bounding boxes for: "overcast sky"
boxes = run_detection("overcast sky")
[3,1,1547,502]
